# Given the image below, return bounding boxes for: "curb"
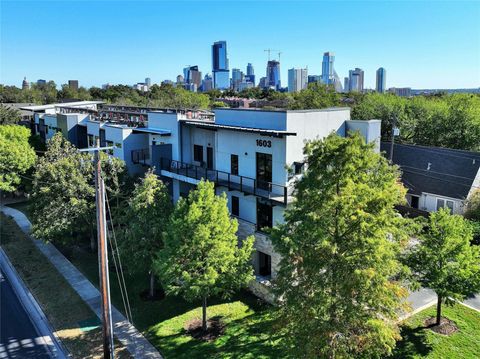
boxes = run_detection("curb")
[0,248,69,359]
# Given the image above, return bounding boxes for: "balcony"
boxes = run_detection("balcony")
[158,158,292,205]
[131,148,151,166]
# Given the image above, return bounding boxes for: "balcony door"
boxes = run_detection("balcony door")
[207,147,214,170]
[256,152,272,191]
[257,198,273,231]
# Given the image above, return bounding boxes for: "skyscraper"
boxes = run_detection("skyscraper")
[232,68,244,91]
[22,77,29,90]
[145,77,151,88]
[348,68,364,92]
[212,41,230,89]
[201,74,213,92]
[68,80,79,91]
[321,52,343,92]
[245,63,255,85]
[344,77,350,93]
[376,67,386,93]
[183,66,202,89]
[266,60,281,90]
[288,68,308,93]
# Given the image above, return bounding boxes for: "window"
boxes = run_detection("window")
[293,161,304,175]
[88,134,94,147]
[231,154,239,175]
[115,142,122,149]
[257,198,273,230]
[106,140,114,155]
[446,200,454,212]
[436,199,445,211]
[437,198,455,213]
[193,145,203,163]
[258,251,272,277]
[231,196,239,216]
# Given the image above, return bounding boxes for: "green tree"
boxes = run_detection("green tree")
[156,180,254,331]
[270,133,411,358]
[31,133,93,244]
[407,208,480,325]
[288,82,341,110]
[0,105,21,125]
[0,125,36,192]
[121,170,172,297]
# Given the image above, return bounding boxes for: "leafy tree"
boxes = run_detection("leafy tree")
[0,125,36,192]
[0,105,21,125]
[270,133,412,358]
[31,134,128,248]
[407,208,480,325]
[121,170,172,297]
[288,82,341,110]
[31,133,93,244]
[156,180,254,331]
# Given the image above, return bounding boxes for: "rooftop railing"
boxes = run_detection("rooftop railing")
[158,157,291,205]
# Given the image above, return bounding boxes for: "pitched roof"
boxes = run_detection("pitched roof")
[381,142,480,200]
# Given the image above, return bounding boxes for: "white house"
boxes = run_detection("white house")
[382,142,480,215]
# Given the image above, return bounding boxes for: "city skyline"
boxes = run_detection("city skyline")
[1,1,479,89]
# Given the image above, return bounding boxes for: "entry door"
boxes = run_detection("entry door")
[207,147,214,170]
[256,152,272,190]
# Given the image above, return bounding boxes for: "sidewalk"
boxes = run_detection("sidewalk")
[1,205,163,359]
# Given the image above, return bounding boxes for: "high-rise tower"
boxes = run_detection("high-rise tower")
[212,41,230,89]
[376,67,386,93]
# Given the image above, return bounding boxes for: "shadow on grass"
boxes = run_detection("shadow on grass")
[391,325,433,358]
[149,308,286,359]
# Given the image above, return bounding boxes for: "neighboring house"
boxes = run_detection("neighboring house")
[382,142,480,215]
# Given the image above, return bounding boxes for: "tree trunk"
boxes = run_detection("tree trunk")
[149,271,155,298]
[202,296,207,332]
[436,294,442,326]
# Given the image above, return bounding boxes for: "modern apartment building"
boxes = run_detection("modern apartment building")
[23,102,381,302]
[348,68,365,92]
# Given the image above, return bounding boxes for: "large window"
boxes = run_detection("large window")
[231,154,239,175]
[256,152,272,190]
[437,198,454,212]
[257,198,273,230]
[231,196,239,216]
[194,145,203,163]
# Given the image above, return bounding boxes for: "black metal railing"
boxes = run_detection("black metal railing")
[158,158,290,205]
[131,149,150,165]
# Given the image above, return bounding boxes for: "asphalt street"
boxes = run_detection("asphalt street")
[0,270,50,359]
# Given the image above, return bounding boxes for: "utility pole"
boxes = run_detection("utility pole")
[83,139,115,358]
[389,114,399,162]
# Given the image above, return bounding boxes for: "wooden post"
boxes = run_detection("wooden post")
[94,139,115,358]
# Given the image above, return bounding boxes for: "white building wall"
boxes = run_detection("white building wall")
[147,112,181,161]
[216,129,288,185]
[285,109,349,166]
[421,193,464,214]
[214,109,287,131]
[43,114,58,141]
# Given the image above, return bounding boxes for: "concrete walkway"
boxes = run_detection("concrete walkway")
[1,206,163,359]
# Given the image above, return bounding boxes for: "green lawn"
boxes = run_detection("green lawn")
[0,213,131,358]
[67,249,285,359]
[392,304,480,358]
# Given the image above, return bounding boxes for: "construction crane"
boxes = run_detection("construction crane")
[264,49,281,61]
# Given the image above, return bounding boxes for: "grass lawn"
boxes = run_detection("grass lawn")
[0,213,131,358]
[68,249,285,358]
[392,304,480,358]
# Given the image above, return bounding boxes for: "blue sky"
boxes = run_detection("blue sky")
[1,0,479,89]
